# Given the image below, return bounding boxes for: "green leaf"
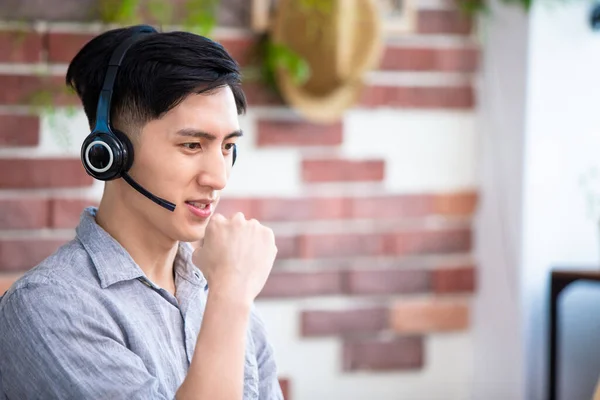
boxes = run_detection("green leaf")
[148,0,173,26]
[182,0,219,36]
[98,0,140,24]
[267,43,311,86]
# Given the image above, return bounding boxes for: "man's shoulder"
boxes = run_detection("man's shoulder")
[1,238,97,304]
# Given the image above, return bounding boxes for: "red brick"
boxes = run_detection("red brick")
[0,239,68,272]
[0,115,40,147]
[294,228,471,259]
[278,378,290,400]
[302,159,385,183]
[218,195,442,222]
[432,265,476,294]
[380,47,479,72]
[256,120,343,147]
[47,32,96,63]
[275,236,300,259]
[256,197,349,221]
[0,75,78,106]
[343,337,424,371]
[433,192,478,216]
[0,0,99,22]
[259,271,343,298]
[301,307,388,337]
[242,81,284,106]
[385,228,472,256]
[0,274,21,294]
[216,194,475,222]
[0,159,94,189]
[0,198,49,229]
[50,198,98,229]
[214,198,257,219]
[359,85,474,109]
[417,10,473,35]
[0,74,44,105]
[299,233,384,258]
[218,37,257,67]
[346,269,430,295]
[390,299,470,333]
[350,195,433,219]
[0,31,43,63]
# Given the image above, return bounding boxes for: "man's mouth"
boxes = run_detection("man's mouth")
[185,199,214,219]
[186,201,209,209]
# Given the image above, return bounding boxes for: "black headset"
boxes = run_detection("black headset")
[80,25,237,213]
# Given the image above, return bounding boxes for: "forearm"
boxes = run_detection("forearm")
[176,289,251,400]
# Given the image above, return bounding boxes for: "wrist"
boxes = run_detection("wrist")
[207,283,253,313]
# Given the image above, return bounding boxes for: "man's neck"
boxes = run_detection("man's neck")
[95,198,179,295]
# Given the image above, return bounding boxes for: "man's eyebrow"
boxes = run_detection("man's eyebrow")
[175,128,243,140]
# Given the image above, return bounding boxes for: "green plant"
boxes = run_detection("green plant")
[25,76,79,151]
[98,0,142,24]
[27,0,225,142]
[26,0,544,131]
[29,0,309,113]
[455,0,588,15]
[181,0,220,37]
[243,36,310,92]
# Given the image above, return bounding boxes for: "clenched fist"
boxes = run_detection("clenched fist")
[192,212,277,304]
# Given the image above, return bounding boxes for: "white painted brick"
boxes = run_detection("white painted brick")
[342,109,478,193]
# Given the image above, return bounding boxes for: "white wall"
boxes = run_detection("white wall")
[475,1,600,399]
[524,2,600,399]
[472,2,530,398]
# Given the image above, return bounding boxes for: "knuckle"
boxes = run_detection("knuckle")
[232,212,246,222]
[211,213,225,222]
[249,218,260,227]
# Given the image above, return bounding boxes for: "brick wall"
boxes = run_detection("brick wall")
[0,1,479,399]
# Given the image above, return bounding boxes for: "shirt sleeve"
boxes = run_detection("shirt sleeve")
[0,282,170,400]
[250,307,285,400]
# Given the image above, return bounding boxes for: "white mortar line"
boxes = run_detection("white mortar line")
[263,216,472,236]
[0,62,476,88]
[256,293,475,309]
[0,186,102,199]
[0,229,75,239]
[272,253,476,271]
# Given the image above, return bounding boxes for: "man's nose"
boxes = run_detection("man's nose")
[197,149,228,191]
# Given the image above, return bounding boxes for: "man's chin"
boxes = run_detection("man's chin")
[176,227,206,245]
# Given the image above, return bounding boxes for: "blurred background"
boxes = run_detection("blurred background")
[1,0,600,399]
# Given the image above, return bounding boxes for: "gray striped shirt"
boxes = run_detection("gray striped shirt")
[0,207,283,400]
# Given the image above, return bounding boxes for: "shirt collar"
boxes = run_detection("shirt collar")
[174,240,206,288]
[76,207,205,289]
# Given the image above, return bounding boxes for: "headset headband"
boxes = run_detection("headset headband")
[93,25,157,134]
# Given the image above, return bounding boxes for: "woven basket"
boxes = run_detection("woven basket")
[271,0,383,123]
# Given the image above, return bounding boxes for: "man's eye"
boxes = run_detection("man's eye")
[182,143,201,150]
[224,143,236,151]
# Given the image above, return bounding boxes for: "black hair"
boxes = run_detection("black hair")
[66,25,247,133]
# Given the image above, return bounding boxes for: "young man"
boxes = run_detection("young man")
[0,25,282,400]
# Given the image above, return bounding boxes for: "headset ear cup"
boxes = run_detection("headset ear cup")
[112,129,134,172]
[81,131,128,181]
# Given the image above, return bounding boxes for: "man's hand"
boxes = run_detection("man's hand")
[192,212,277,304]
[178,213,277,400]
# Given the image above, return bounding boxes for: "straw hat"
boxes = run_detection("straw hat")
[270,0,383,123]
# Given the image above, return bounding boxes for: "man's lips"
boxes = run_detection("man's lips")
[185,200,214,218]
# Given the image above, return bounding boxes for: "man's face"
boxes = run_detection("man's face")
[123,86,241,242]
